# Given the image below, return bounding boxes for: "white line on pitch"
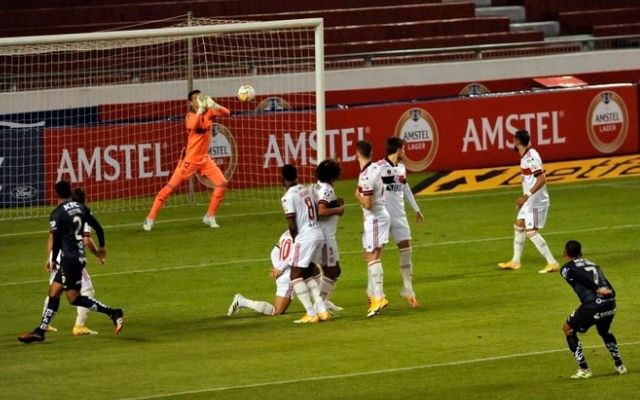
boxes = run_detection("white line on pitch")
[1,178,637,239]
[3,223,638,287]
[118,340,640,400]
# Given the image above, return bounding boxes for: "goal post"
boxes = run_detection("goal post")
[0,17,326,219]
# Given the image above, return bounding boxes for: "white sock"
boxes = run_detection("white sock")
[291,279,317,316]
[368,260,384,299]
[320,276,337,301]
[75,289,94,326]
[512,225,525,263]
[240,297,275,316]
[305,276,327,313]
[366,273,374,298]
[399,247,414,293]
[528,231,557,265]
[43,296,49,316]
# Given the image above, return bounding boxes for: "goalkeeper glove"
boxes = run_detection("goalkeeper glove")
[205,95,221,110]
[196,95,207,115]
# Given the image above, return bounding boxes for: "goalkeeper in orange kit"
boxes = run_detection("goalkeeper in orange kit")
[143,89,230,231]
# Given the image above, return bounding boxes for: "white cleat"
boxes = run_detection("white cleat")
[325,300,344,312]
[203,215,220,228]
[142,218,154,231]
[615,364,628,375]
[227,294,242,317]
[570,368,592,379]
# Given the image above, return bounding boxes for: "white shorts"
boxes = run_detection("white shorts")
[517,202,549,230]
[286,239,324,268]
[389,214,411,243]
[322,237,340,266]
[362,213,390,252]
[49,267,94,292]
[275,270,292,298]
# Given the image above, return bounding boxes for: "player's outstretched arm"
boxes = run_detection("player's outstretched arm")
[85,213,105,249]
[204,95,231,117]
[402,184,423,222]
[84,236,105,265]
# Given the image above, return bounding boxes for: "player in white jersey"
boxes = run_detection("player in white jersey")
[355,140,391,318]
[227,231,294,317]
[378,137,424,307]
[313,159,345,304]
[43,187,104,336]
[498,130,560,273]
[280,164,329,323]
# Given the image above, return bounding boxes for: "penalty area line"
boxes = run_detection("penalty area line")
[119,341,640,400]
[2,223,639,287]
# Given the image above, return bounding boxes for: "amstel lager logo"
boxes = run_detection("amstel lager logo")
[196,123,238,188]
[459,83,490,96]
[255,96,291,112]
[587,91,629,154]
[394,108,439,172]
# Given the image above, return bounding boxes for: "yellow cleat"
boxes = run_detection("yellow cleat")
[45,325,58,332]
[293,314,319,324]
[538,263,560,274]
[318,311,331,322]
[72,325,98,336]
[498,261,521,270]
[367,297,386,318]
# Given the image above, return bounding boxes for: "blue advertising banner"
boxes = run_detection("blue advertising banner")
[0,122,45,207]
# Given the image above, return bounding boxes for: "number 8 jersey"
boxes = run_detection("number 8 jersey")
[280,184,323,243]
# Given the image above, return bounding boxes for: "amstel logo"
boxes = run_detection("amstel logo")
[586,91,629,154]
[394,108,439,172]
[459,83,490,96]
[255,96,291,112]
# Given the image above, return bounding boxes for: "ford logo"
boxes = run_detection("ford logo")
[11,185,38,200]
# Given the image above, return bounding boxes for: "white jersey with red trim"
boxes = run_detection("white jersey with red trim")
[271,231,293,270]
[357,161,386,219]
[281,184,323,243]
[313,181,339,239]
[520,148,549,205]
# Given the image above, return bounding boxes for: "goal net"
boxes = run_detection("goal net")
[0,17,325,219]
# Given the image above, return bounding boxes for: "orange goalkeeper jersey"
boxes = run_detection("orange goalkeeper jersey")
[183,106,230,163]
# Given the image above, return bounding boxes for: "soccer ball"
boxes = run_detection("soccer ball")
[237,85,255,102]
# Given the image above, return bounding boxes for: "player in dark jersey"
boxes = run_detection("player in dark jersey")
[18,181,124,344]
[560,240,626,379]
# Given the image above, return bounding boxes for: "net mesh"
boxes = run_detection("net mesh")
[0,17,320,219]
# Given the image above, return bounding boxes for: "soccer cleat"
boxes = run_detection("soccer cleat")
[538,263,560,274]
[110,309,124,335]
[72,325,98,336]
[325,300,344,312]
[498,260,521,270]
[367,297,386,318]
[570,368,592,379]
[380,296,389,310]
[293,314,319,324]
[318,311,331,322]
[202,215,219,228]
[401,289,420,308]
[18,331,45,344]
[45,325,58,332]
[227,294,243,317]
[615,365,628,375]
[142,218,154,232]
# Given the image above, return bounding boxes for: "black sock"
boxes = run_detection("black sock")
[566,334,589,369]
[72,295,113,316]
[601,332,623,366]
[36,296,60,335]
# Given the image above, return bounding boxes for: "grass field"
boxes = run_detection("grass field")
[1,175,639,400]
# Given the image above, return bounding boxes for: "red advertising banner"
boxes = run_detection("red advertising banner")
[44,84,638,203]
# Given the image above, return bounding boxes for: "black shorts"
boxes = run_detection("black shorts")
[52,257,87,291]
[567,299,617,333]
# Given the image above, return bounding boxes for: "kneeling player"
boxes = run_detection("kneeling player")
[560,240,626,379]
[228,231,294,317]
[313,159,345,304]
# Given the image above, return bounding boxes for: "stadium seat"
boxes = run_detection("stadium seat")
[592,23,640,36]
[559,7,640,35]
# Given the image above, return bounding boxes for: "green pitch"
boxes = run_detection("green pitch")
[1,175,639,400]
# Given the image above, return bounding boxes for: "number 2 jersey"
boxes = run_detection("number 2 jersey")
[49,200,104,262]
[561,258,616,305]
[281,184,323,243]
